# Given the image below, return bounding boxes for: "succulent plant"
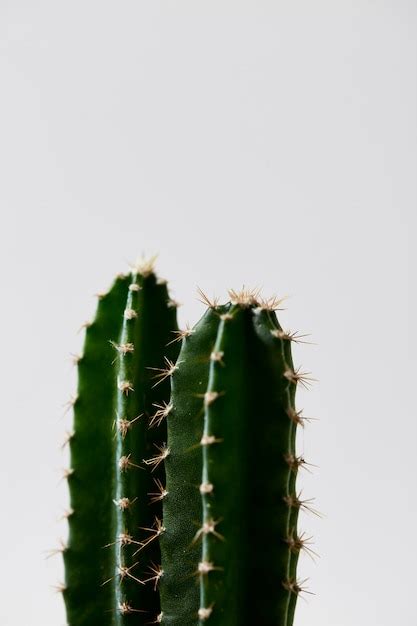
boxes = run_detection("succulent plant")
[61,269,314,626]
[160,289,314,626]
[63,262,180,624]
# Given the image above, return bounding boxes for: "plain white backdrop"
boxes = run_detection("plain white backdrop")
[0,1,415,625]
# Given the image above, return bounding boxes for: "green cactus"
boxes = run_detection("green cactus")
[160,289,313,626]
[62,277,314,626]
[63,261,180,624]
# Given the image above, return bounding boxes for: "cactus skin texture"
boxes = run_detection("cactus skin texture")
[63,267,179,625]
[160,292,307,626]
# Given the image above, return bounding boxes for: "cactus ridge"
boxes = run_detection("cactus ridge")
[161,294,307,626]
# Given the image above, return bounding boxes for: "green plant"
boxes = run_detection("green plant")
[62,269,314,626]
[63,261,180,624]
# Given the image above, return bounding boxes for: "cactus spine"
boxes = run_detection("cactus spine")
[63,279,313,626]
[63,265,179,624]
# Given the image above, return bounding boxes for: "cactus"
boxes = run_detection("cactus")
[63,261,180,624]
[160,289,312,626]
[62,277,313,626]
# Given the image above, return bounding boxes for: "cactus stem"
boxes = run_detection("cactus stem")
[199,482,214,494]
[198,606,213,620]
[143,443,170,470]
[141,563,164,590]
[148,478,169,503]
[149,402,173,428]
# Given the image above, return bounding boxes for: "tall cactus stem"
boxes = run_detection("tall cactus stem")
[161,296,307,626]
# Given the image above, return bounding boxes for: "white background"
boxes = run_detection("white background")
[0,2,416,625]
